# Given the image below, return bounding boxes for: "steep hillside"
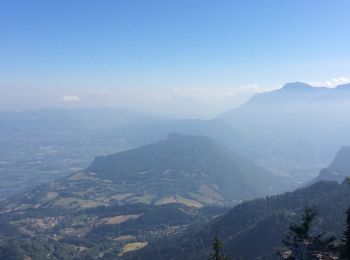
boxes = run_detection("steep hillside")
[132,180,350,259]
[313,146,350,183]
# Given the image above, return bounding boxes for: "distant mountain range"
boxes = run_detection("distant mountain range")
[4,82,350,198]
[240,82,350,104]
[221,82,350,182]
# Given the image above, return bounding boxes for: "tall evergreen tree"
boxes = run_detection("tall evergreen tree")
[210,231,228,260]
[284,206,318,247]
[282,206,318,259]
[340,207,350,259]
[282,206,338,259]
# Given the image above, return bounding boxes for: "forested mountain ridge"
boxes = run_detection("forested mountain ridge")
[131,179,350,259]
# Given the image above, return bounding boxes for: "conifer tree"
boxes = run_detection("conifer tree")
[210,230,229,260]
[282,206,318,259]
[284,206,318,247]
[340,207,350,259]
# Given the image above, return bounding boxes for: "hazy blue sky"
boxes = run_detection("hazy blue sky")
[1,0,350,113]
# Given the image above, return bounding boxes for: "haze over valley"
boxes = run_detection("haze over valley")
[1,1,350,259]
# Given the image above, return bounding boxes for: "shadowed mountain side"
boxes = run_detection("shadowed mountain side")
[313,146,350,183]
[88,133,286,206]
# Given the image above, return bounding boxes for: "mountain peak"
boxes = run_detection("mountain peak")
[329,146,350,172]
[166,132,212,143]
[281,82,314,91]
[167,132,200,139]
